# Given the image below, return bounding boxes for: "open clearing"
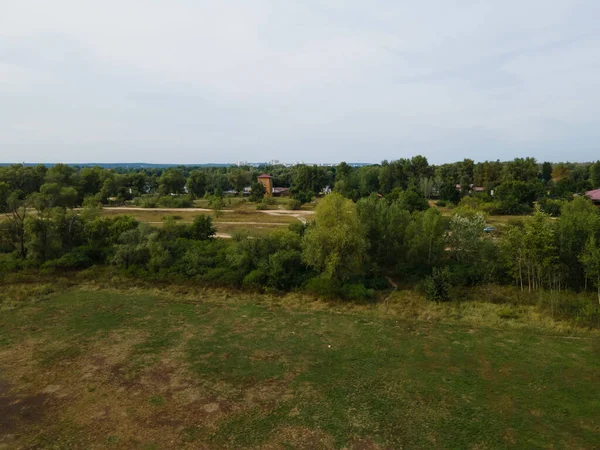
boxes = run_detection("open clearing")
[0,285,599,449]
[98,207,310,238]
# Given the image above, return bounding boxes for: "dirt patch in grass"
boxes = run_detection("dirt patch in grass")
[262,426,335,449]
[0,375,48,446]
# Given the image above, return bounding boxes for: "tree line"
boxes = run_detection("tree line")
[1,157,599,212]
[1,157,600,326]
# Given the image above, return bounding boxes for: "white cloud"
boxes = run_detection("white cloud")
[1,0,599,163]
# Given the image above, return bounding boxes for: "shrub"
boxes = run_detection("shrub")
[497,307,519,319]
[436,200,447,207]
[43,249,93,270]
[242,269,267,288]
[288,199,302,210]
[304,276,341,299]
[538,198,563,217]
[256,203,268,210]
[135,196,158,208]
[163,215,183,221]
[340,283,374,301]
[188,215,216,240]
[423,267,452,302]
[156,195,193,208]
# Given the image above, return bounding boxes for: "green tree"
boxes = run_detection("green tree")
[501,208,558,291]
[541,161,553,184]
[189,215,216,240]
[186,170,208,197]
[0,182,9,213]
[227,169,252,193]
[579,236,600,304]
[590,161,600,189]
[209,193,225,218]
[250,181,266,202]
[556,196,600,287]
[418,177,435,200]
[291,165,329,204]
[158,168,186,195]
[1,192,28,258]
[446,213,486,264]
[405,208,445,272]
[357,195,411,267]
[439,182,461,204]
[302,193,367,280]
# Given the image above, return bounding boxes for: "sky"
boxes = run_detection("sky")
[1,0,599,165]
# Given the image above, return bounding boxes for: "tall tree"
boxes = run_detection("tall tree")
[579,236,600,304]
[302,193,367,280]
[590,161,600,189]
[186,170,208,197]
[158,168,186,195]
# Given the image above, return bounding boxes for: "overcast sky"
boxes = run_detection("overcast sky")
[1,1,599,164]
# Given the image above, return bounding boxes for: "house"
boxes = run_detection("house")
[585,189,600,206]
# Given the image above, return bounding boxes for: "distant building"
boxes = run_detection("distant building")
[273,187,290,197]
[585,189,600,206]
[257,174,274,197]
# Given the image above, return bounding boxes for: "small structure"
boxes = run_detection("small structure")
[272,187,289,197]
[585,189,600,206]
[257,174,273,197]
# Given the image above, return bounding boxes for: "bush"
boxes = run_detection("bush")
[538,198,563,217]
[288,199,302,210]
[135,196,158,208]
[304,276,341,299]
[188,215,216,240]
[163,215,183,221]
[423,267,452,302]
[156,195,193,208]
[43,249,93,270]
[340,283,374,301]
[497,307,520,319]
[256,203,268,210]
[436,200,447,207]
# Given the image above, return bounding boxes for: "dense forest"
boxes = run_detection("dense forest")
[1,157,600,327]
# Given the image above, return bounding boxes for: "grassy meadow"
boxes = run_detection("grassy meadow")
[1,277,599,449]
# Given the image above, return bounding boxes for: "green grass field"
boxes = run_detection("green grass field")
[1,283,599,449]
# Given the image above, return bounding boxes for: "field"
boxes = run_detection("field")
[99,206,309,238]
[1,279,599,449]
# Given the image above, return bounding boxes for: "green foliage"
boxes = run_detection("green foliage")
[189,215,216,241]
[423,267,452,302]
[302,193,367,280]
[439,182,461,204]
[158,168,186,195]
[288,199,302,210]
[493,180,542,214]
[579,236,600,303]
[186,169,208,197]
[250,181,266,202]
[405,208,445,273]
[208,194,226,218]
[290,165,329,203]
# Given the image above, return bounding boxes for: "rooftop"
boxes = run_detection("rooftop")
[258,173,273,179]
[585,188,600,201]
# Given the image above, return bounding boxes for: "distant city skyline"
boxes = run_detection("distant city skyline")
[1,1,599,164]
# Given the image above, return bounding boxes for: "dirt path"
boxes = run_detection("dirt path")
[100,206,233,213]
[261,209,314,224]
